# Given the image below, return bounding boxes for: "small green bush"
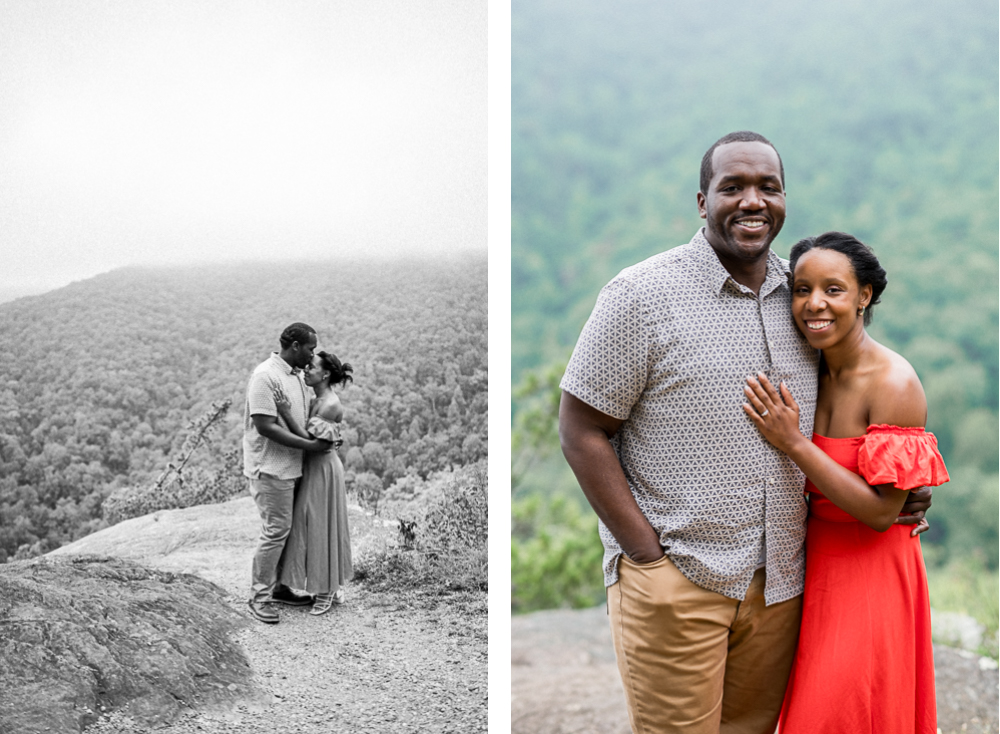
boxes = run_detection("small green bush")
[511,492,606,613]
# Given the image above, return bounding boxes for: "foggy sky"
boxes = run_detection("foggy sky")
[0,0,487,297]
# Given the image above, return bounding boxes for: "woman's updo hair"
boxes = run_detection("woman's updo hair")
[316,351,354,386]
[788,231,887,327]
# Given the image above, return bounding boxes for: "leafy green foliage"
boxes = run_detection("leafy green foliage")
[0,255,486,562]
[511,361,565,493]
[511,492,605,613]
[925,554,999,658]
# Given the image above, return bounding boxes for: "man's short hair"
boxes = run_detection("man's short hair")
[279,322,316,348]
[700,131,785,195]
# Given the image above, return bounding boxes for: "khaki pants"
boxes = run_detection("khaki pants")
[248,474,297,602]
[608,555,801,734]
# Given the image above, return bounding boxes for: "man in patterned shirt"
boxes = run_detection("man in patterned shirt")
[243,322,331,624]
[558,131,931,733]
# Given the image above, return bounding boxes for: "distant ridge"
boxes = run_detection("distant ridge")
[0,255,487,563]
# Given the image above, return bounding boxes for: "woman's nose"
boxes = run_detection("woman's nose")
[806,291,826,311]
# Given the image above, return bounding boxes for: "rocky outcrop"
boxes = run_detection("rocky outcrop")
[512,605,999,734]
[0,555,271,734]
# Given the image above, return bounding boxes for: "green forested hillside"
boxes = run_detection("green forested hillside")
[512,0,998,626]
[0,255,487,561]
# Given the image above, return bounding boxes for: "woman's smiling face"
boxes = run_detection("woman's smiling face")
[303,354,329,387]
[791,248,872,349]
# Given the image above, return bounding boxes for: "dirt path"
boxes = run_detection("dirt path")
[54,497,487,733]
[512,606,998,734]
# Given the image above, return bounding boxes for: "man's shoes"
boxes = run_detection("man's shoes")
[270,586,315,606]
[247,599,279,624]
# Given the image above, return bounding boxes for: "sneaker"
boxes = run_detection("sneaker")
[270,586,315,606]
[247,599,279,624]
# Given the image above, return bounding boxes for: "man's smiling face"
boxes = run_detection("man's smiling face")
[697,141,786,268]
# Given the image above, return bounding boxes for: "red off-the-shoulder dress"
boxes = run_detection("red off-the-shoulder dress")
[779,425,949,734]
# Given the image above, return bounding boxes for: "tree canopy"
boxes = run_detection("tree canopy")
[0,255,487,561]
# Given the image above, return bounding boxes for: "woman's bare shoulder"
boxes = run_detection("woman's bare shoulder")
[314,393,344,422]
[867,342,927,428]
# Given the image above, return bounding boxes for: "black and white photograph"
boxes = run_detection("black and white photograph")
[0,2,488,732]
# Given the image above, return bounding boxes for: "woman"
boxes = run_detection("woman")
[274,350,355,616]
[741,232,948,733]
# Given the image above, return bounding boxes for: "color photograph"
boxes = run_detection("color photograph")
[510,1,998,732]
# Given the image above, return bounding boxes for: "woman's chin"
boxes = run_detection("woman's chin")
[797,325,836,350]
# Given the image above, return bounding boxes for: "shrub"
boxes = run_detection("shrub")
[511,491,606,613]
[353,461,487,592]
[352,472,386,516]
[102,402,244,525]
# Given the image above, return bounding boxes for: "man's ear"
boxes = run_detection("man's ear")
[696,192,707,219]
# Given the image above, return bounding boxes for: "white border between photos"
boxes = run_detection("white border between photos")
[487,0,512,731]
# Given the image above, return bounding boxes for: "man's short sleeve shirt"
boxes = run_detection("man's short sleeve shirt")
[560,229,819,604]
[242,353,311,480]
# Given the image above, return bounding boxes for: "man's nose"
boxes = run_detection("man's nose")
[740,187,765,209]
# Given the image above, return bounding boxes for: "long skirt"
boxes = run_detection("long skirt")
[280,450,353,595]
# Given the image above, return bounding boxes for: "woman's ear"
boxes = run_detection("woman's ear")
[859,283,873,309]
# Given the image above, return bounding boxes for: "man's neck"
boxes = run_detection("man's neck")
[276,349,296,365]
[716,253,769,294]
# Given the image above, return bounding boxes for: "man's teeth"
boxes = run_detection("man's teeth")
[807,321,833,330]
[739,220,765,229]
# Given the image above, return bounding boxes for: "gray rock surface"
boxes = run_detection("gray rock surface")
[512,605,999,734]
[46,496,487,733]
[0,555,267,734]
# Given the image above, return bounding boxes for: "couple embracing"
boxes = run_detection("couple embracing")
[559,132,949,733]
[242,322,355,624]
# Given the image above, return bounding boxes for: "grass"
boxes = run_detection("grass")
[925,556,999,659]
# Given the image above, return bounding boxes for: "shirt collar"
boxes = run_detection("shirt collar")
[689,227,790,298]
[270,352,303,376]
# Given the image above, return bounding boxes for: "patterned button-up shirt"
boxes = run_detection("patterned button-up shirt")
[561,229,819,604]
[243,353,310,481]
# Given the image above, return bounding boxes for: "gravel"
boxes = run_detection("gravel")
[62,498,487,734]
[87,583,487,734]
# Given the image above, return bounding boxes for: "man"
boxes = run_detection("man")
[243,322,330,624]
[558,131,930,733]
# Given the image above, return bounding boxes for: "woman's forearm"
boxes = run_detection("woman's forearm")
[279,410,311,440]
[784,437,909,531]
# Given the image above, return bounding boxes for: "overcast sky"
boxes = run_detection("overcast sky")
[0,0,487,297]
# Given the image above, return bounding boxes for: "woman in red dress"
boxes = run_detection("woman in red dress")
[742,231,949,734]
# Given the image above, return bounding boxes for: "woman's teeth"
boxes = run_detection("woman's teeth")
[806,320,833,330]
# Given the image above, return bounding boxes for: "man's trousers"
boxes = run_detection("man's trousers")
[608,554,802,734]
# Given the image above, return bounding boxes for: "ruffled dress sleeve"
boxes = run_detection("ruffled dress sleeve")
[306,416,341,443]
[857,424,950,490]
